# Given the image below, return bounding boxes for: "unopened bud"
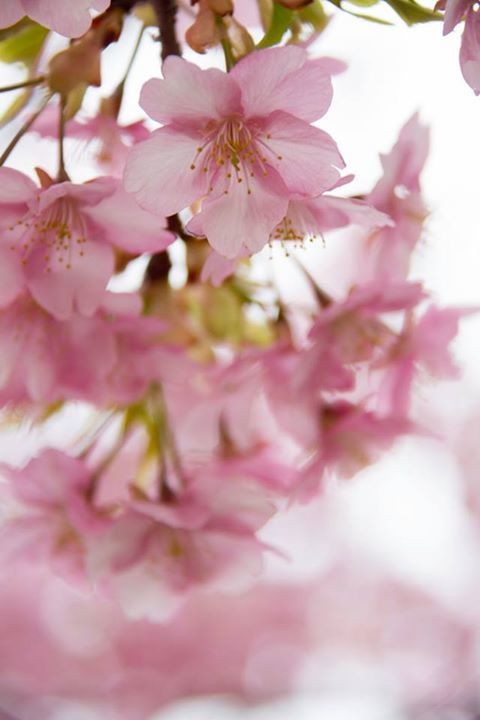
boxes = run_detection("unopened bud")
[224,16,255,60]
[48,38,101,94]
[185,7,220,53]
[47,9,123,95]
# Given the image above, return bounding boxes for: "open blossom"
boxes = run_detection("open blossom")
[441,0,480,93]
[378,305,475,416]
[0,450,108,584]
[0,168,173,320]
[0,0,110,37]
[0,293,117,405]
[0,291,176,407]
[124,46,345,258]
[198,188,392,285]
[91,497,270,620]
[296,281,425,398]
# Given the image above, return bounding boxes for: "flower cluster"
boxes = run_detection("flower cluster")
[0,1,476,718]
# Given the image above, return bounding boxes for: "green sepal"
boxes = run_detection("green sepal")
[257,2,294,48]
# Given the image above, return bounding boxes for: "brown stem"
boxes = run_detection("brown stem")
[144,1,182,283]
[57,96,70,182]
[152,0,181,61]
[145,214,193,283]
[0,76,45,94]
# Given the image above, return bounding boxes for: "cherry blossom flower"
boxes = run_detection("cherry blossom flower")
[359,113,429,283]
[84,456,277,619]
[0,0,111,37]
[0,293,117,405]
[124,46,345,258]
[0,290,185,407]
[379,305,476,417]
[0,450,108,584]
[0,168,173,320]
[298,281,425,395]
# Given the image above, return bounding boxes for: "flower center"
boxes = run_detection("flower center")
[8,197,88,272]
[190,117,280,195]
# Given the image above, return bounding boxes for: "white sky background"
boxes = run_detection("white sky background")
[1,5,480,720]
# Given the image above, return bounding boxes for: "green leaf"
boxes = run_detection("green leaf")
[0,22,49,66]
[257,2,294,48]
[298,1,330,27]
[384,0,442,24]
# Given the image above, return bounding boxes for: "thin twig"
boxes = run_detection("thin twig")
[0,93,52,166]
[0,76,45,94]
[117,22,146,93]
[57,95,69,182]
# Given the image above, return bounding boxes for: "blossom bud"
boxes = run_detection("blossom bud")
[47,9,123,95]
[185,6,220,54]
[224,16,255,60]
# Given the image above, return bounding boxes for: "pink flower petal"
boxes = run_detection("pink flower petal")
[188,176,288,258]
[263,111,345,195]
[23,0,110,37]
[201,250,239,285]
[124,127,209,216]
[0,168,36,205]
[443,0,470,33]
[460,6,480,94]
[0,247,24,307]
[233,47,343,122]
[25,240,114,320]
[83,185,174,254]
[35,177,115,214]
[140,57,241,125]
[0,0,24,27]
[231,46,306,117]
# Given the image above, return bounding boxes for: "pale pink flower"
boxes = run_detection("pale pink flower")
[270,190,393,245]
[201,247,242,285]
[0,0,110,37]
[0,290,178,406]
[0,168,173,320]
[379,305,475,417]
[33,106,150,177]
[0,450,108,584]
[102,316,184,406]
[124,46,345,258]
[199,189,391,284]
[298,281,425,397]
[360,113,429,283]
[298,401,414,498]
[164,356,268,455]
[0,293,116,405]
[89,467,275,619]
[441,0,480,93]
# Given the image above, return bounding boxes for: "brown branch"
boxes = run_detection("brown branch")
[152,0,181,61]
[144,1,182,284]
